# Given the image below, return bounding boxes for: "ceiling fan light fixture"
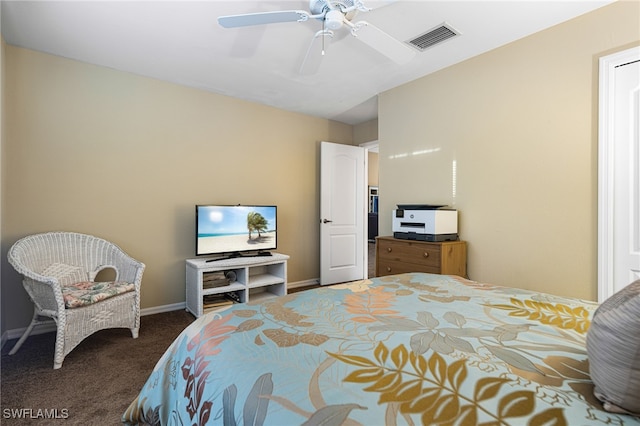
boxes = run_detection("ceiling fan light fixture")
[324,9,344,30]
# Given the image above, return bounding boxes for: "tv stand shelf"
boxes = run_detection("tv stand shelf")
[185,253,289,317]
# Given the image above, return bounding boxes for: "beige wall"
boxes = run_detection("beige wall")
[368,151,379,187]
[1,46,352,330]
[353,118,379,189]
[379,1,640,301]
[353,118,378,145]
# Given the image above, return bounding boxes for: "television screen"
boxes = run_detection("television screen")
[196,205,277,257]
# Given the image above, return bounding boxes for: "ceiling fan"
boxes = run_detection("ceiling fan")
[217,0,415,75]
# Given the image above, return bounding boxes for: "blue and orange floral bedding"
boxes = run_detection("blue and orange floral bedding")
[122,273,640,425]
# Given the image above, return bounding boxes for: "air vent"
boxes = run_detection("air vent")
[407,24,459,52]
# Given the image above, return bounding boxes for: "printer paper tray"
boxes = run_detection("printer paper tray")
[393,232,459,242]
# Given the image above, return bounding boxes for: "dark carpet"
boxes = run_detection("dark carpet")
[1,310,194,425]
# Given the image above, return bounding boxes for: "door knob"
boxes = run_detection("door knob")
[322,219,333,224]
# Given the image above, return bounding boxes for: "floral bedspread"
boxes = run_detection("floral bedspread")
[122,273,640,425]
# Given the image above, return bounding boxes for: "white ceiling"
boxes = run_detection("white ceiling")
[1,0,613,125]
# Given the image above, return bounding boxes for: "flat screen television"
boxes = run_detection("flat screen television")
[196,205,277,259]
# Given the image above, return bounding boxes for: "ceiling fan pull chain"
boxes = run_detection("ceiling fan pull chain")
[322,17,326,55]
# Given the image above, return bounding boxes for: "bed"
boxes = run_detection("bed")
[123,273,640,425]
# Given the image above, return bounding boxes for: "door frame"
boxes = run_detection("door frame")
[598,46,640,302]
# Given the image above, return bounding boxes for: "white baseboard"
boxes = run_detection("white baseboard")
[140,302,186,316]
[2,321,57,345]
[0,281,317,350]
[288,278,320,289]
[0,302,188,351]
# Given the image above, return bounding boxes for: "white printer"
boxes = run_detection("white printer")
[392,204,458,242]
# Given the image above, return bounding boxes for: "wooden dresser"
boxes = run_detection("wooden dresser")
[376,236,467,278]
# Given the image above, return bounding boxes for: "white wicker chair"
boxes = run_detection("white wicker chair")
[7,232,145,369]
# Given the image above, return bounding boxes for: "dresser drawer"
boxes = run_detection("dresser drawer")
[377,259,441,276]
[375,237,467,278]
[377,239,441,268]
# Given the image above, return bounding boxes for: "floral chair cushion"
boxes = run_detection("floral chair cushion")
[62,281,135,309]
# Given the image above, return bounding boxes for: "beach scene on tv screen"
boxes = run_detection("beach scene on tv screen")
[197,206,276,254]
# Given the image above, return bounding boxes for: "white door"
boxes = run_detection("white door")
[613,59,640,291]
[320,141,367,285]
[598,47,640,301]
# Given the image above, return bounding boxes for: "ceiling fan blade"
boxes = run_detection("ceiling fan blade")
[299,30,334,76]
[218,10,311,28]
[351,21,415,64]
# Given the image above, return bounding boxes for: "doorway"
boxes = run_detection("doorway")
[598,46,640,301]
[360,140,379,278]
